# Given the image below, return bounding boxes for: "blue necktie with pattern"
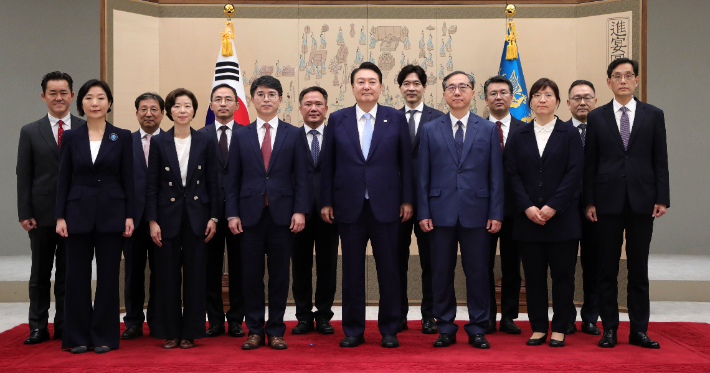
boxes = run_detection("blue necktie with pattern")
[578,122,587,147]
[454,120,464,161]
[620,107,630,150]
[310,129,320,163]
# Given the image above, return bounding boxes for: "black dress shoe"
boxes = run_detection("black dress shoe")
[71,346,88,354]
[433,333,456,347]
[340,335,365,347]
[549,336,566,347]
[629,332,660,349]
[121,325,143,340]
[526,333,548,346]
[94,346,111,354]
[398,318,409,332]
[228,323,245,337]
[206,324,225,337]
[421,317,438,334]
[315,318,335,335]
[469,334,490,349]
[564,322,577,335]
[24,329,50,345]
[581,322,601,335]
[381,335,399,348]
[291,320,315,335]
[499,318,521,334]
[598,329,617,348]
[484,319,496,334]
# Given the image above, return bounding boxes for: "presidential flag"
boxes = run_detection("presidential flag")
[498,18,533,123]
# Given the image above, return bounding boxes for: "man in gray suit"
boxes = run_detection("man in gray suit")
[16,71,85,344]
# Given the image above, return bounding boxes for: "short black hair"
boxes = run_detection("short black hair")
[397,65,427,87]
[76,79,113,116]
[528,77,560,109]
[250,76,283,97]
[164,88,198,121]
[442,71,475,90]
[134,92,165,111]
[41,71,73,93]
[568,80,596,96]
[350,62,382,85]
[210,83,237,101]
[607,58,639,78]
[483,75,513,95]
[299,86,328,105]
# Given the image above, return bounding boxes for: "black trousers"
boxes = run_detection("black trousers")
[205,218,244,328]
[338,200,400,337]
[519,240,578,334]
[62,231,123,349]
[397,209,434,319]
[28,226,65,334]
[240,206,293,338]
[487,217,521,320]
[152,204,207,340]
[430,222,490,336]
[573,211,600,324]
[123,220,155,330]
[292,207,339,322]
[596,201,654,333]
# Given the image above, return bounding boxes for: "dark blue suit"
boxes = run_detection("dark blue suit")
[55,123,134,350]
[321,104,413,337]
[417,112,504,336]
[225,119,309,338]
[145,127,219,340]
[505,118,583,333]
[397,104,444,322]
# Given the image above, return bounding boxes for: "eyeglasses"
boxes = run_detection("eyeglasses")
[254,91,279,100]
[611,73,636,81]
[402,81,422,88]
[569,96,595,103]
[532,93,556,100]
[445,84,472,93]
[487,90,510,98]
[138,108,161,115]
[212,97,235,104]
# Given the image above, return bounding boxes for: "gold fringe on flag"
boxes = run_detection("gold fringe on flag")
[505,20,519,60]
[220,21,235,57]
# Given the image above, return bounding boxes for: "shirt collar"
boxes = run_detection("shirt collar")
[533,117,556,132]
[488,113,511,127]
[216,120,234,131]
[571,117,585,128]
[140,127,161,138]
[405,101,424,113]
[613,97,636,114]
[257,116,278,129]
[303,123,324,135]
[356,103,378,122]
[48,113,71,126]
[450,112,470,129]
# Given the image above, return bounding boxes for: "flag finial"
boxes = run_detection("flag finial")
[505,4,519,60]
[220,4,236,57]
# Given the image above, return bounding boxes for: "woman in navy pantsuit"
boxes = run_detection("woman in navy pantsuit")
[56,80,134,354]
[505,78,583,347]
[145,88,219,350]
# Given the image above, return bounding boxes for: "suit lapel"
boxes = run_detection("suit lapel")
[207,123,226,168]
[38,116,60,159]
[366,106,390,161]
[458,113,478,165]
[541,119,563,163]
[303,126,316,168]
[414,106,432,153]
[246,122,265,174]
[74,125,94,169]
[93,123,118,166]
[437,116,459,165]
[520,125,542,166]
[164,128,184,187]
[627,99,645,150]
[132,131,147,171]
[267,120,289,172]
[186,128,200,185]
[343,106,366,163]
[603,101,625,151]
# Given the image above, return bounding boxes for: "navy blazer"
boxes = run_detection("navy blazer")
[144,127,219,238]
[320,104,414,224]
[501,116,528,218]
[583,98,670,215]
[55,123,134,234]
[417,112,504,228]
[131,130,161,227]
[506,118,584,242]
[225,119,309,227]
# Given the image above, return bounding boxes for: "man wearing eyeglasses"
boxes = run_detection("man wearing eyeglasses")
[418,71,504,349]
[481,75,526,335]
[198,84,245,339]
[122,92,163,340]
[584,58,669,349]
[562,80,602,337]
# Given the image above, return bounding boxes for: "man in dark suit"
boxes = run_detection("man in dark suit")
[584,58,669,349]
[121,93,163,340]
[482,75,526,335]
[290,86,339,336]
[562,80,601,336]
[199,84,245,339]
[321,62,413,348]
[395,65,444,334]
[418,71,504,349]
[16,71,85,344]
[226,76,309,350]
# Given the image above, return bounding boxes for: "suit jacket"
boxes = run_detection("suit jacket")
[583,98,670,215]
[197,122,245,219]
[506,118,584,242]
[55,122,134,234]
[131,130,161,227]
[225,119,309,227]
[501,116,528,218]
[17,114,86,227]
[399,104,445,209]
[321,104,414,224]
[144,127,219,238]
[301,125,326,221]
[417,112,504,228]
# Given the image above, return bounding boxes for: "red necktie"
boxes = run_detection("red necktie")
[262,123,272,206]
[57,120,65,149]
[496,121,504,151]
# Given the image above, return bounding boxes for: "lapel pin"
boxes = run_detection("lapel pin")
[165,167,170,171]
[384,120,388,123]
[198,165,202,169]
[168,182,172,186]
[109,133,118,141]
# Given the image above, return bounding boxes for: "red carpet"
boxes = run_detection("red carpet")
[1,321,709,372]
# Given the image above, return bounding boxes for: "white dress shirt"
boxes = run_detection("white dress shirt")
[140,127,161,148]
[533,117,556,157]
[48,113,71,143]
[174,135,191,186]
[355,104,378,149]
[449,112,471,141]
[89,140,101,164]
[404,101,425,135]
[256,116,278,148]
[489,113,511,145]
[304,123,324,149]
[215,120,234,149]
[612,98,637,133]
